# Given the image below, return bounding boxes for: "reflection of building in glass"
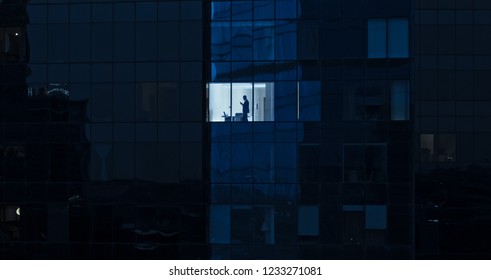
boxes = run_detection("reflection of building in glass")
[2,0,491,259]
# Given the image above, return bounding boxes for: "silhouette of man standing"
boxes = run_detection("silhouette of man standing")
[240,95,249,122]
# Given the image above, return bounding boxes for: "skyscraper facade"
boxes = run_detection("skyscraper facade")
[1,0,490,259]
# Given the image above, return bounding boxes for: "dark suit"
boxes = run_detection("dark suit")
[242,99,249,121]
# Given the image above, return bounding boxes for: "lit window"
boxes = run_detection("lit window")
[208,82,275,122]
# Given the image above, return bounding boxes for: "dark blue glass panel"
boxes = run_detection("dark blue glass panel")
[231,184,252,203]
[254,62,275,81]
[159,2,179,21]
[275,144,297,183]
[92,3,112,22]
[27,5,47,23]
[275,184,298,202]
[69,24,90,62]
[28,25,47,63]
[70,4,90,23]
[211,143,231,183]
[114,23,135,61]
[275,21,297,60]
[48,4,68,23]
[91,23,113,61]
[211,123,231,142]
[230,143,253,183]
[254,21,275,60]
[231,62,253,81]
[211,62,231,81]
[275,82,297,121]
[253,143,274,183]
[231,123,253,142]
[276,61,297,80]
[136,2,157,21]
[210,205,231,244]
[253,123,274,142]
[231,22,253,60]
[70,64,90,83]
[232,1,252,20]
[114,83,136,122]
[276,0,297,19]
[211,22,231,61]
[211,184,231,203]
[275,122,297,142]
[114,3,135,22]
[92,83,113,122]
[254,1,274,20]
[136,23,158,61]
[211,1,231,20]
[114,123,134,142]
[253,184,275,203]
[299,81,321,121]
[113,63,135,82]
[48,24,69,62]
[388,19,409,58]
[158,22,179,60]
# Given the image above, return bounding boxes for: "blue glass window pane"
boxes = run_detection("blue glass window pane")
[231,62,253,81]
[275,82,297,121]
[210,205,231,244]
[368,19,386,58]
[211,62,231,81]
[211,22,231,61]
[114,3,135,22]
[253,123,274,142]
[365,205,387,229]
[276,61,297,80]
[230,143,253,183]
[28,25,47,63]
[92,4,112,22]
[299,81,321,121]
[254,62,275,81]
[48,4,68,23]
[275,184,297,202]
[27,5,47,23]
[70,24,90,62]
[276,21,297,60]
[232,22,253,60]
[232,1,252,20]
[391,81,410,120]
[298,206,319,236]
[70,4,90,23]
[275,144,297,183]
[276,122,297,142]
[136,23,158,61]
[211,123,231,142]
[158,1,179,21]
[136,2,157,21]
[276,0,297,19]
[48,24,69,62]
[212,184,231,203]
[231,123,252,142]
[211,1,231,20]
[254,21,275,60]
[388,18,409,58]
[254,1,274,20]
[253,143,274,183]
[211,143,231,183]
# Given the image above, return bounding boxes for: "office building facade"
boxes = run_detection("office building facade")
[0,0,490,259]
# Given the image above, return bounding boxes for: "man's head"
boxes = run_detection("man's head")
[243,95,247,100]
